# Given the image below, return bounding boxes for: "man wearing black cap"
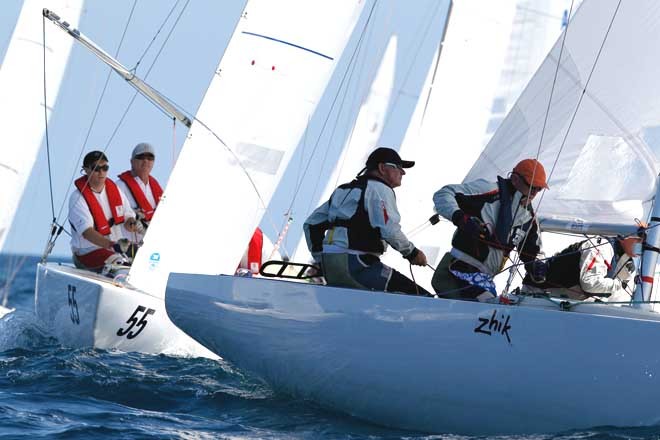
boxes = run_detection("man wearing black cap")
[303,147,431,296]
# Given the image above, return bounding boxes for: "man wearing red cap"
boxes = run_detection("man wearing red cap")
[304,147,431,296]
[431,158,549,301]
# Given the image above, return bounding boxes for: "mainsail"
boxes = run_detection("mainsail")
[466,0,660,232]
[0,0,83,251]
[129,0,367,295]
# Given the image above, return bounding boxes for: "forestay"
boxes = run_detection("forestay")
[0,0,83,251]
[292,34,398,262]
[129,0,367,295]
[465,0,660,231]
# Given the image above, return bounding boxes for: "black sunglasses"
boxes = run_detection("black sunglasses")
[135,153,155,160]
[89,164,110,172]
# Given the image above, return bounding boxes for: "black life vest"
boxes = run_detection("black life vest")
[328,175,390,254]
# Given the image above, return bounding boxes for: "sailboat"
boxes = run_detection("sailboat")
[0,0,83,318]
[164,0,660,434]
[34,0,368,356]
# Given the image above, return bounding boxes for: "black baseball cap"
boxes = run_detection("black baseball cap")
[83,150,108,168]
[365,147,414,169]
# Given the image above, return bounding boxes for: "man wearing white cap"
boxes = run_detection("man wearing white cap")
[116,142,163,244]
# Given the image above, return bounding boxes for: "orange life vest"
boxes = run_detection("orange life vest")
[117,171,163,221]
[74,176,125,236]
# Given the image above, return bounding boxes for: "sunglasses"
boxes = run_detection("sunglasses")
[384,162,404,171]
[89,164,109,172]
[516,173,543,193]
[135,153,155,160]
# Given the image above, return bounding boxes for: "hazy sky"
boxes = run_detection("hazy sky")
[1,0,447,258]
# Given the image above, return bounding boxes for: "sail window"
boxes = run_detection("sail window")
[235,142,284,175]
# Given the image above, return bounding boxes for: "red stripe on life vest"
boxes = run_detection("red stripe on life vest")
[586,257,597,271]
[642,276,654,284]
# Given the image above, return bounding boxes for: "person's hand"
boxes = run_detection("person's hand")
[411,250,427,267]
[405,248,427,266]
[113,238,131,254]
[529,259,548,283]
[452,210,488,240]
[125,217,138,232]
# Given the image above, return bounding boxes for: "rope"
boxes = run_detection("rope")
[131,0,183,73]
[289,0,380,212]
[50,0,140,240]
[502,0,577,290]
[46,0,190,256]
[42,15,55,221]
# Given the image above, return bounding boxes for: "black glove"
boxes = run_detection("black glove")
[113,239,138,258]
[529,259,548,283]
[451,210,488,240]
[113,238,131,254]
[404,247,420,262]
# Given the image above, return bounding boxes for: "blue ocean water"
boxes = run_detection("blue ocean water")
[0,255,657,439]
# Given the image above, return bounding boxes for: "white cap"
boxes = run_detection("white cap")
[131,142,156,159]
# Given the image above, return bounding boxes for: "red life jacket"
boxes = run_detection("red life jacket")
[74,176,125,236]
[117,171,163,221]
[247,228,264,274]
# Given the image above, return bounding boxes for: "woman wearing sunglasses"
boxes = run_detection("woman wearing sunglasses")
[69,150,140,273]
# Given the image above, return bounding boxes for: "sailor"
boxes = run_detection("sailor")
[69,151,140,272]
[522,235,639,303]
[303,147,432,296]
[116,142,163,244]
[432,158,548,301]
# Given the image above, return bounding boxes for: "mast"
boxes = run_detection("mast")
[633,175,660,308]
[42,8,191,128]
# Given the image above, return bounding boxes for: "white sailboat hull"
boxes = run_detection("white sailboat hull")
[35,263,216,359]
[166,273,660,434]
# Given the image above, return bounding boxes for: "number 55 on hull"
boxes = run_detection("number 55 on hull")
[35,262,217,358]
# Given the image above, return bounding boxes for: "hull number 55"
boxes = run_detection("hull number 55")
[117,305,156,339]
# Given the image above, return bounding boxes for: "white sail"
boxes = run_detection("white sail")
[292,34,398,262]
[466,0,660,230]
[0,0,83,251]
[129,0,367,295]
[383,0,518,287]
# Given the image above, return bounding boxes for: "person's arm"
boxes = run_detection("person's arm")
[118,187,139,234]
[81,227,114,249]
[303,200,331,261]
[365,182,426,266]
[433,179,494,221]
[579,243,622,294]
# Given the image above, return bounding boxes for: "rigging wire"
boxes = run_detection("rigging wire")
[48,0,191,253]
[501,0,576,291]
[132,0,183,74]
[506,0,623,290]
[41,15,56,221]
[285,0,380,210]
[51,0,139,225]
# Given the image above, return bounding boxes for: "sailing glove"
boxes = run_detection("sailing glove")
[452,210,488,241]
